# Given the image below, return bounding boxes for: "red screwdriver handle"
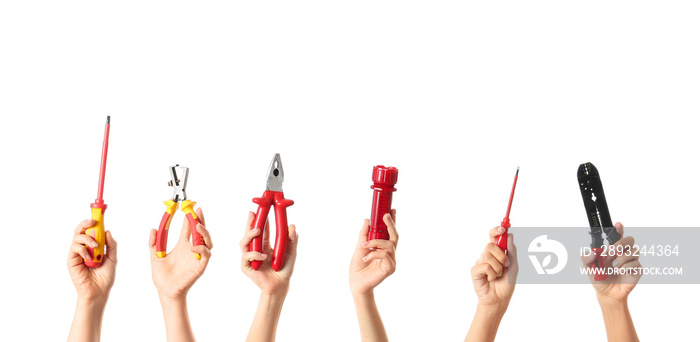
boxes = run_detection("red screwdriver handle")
[251,193,274,270]
[271,192,294,272]
[496,219,510,251]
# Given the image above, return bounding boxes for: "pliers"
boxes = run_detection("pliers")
[156,165,205,259]
[250,153,294,271]
[577,162,621,280]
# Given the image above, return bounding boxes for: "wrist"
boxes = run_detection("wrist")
[256,291,286,320]
[351,288,374,299]
[159,292,187,307]
[476,301,508,319]
[77,295,109,311]
[260,290,287,304]
[260,285,289,299]
[597,294,628,310]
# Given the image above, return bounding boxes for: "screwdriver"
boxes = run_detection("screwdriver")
[496,167,519,252]
[84,116,111,268]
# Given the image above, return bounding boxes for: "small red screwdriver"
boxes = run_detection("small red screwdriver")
[85,116,110,267]
[496,167,519,252]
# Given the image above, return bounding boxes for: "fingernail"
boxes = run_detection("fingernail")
[90,241,98,248]
[362,256,368,262]
[252,228,259,233]
[362,241,369,247]
[261,253,268,258]
[612,260,619,267]
[498,227,505,233]
[505,260,510,268]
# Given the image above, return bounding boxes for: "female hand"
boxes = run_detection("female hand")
[149,207,213,301]
[349,210,398,296]
[67,219,118,302]
[581,222,642,303]
[240,211,299,296]
[471,227,518,312]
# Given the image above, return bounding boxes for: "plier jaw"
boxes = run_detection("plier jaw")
[250,153,294,272]
[266,153,284,192]
[168,164,189,202]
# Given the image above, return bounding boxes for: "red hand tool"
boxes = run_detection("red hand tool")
[156,165,205,259]
[85,116,111,268]
[496,167,519,252]
[250,154,294,271]
[369,165,398,241]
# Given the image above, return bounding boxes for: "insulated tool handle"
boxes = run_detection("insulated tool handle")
[592,247,607,281]
[85,205,106,267]
[181,200,203,260]
[271,192,294,272]
[369,166,398,241]
[156,200,178,258]
[496,219,510,251]
[251,193,274,270]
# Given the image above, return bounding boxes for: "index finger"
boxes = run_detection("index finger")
[196,207,206,227]
[74,219,96,235]
[384,212,399,245]
[615,222,624,238]
[489,226,507,244]
[356,219,370,247]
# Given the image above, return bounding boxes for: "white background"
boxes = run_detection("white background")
[1,1,699,341]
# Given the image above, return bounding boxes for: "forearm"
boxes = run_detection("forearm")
[598,296,639,342]
[68,297,107,342]
[352,291,388,342]
[465,304,506,342]
[246,292,287,342]
[159,295,196,342]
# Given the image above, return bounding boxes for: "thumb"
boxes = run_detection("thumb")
[284,224,299,267]
[105,230,118,264]
[506,233,518,271]
[148,229,158,260]
[180,217,192,242]
[581,247,597,267]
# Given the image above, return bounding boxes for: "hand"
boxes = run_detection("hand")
[67,219,118,302]
[240,211,299,296]
[349,210,398,296]
[581,222,642,304]
[471,227,518,312]
[149,207,213,301]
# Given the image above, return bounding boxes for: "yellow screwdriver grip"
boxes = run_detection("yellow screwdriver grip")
[84,207,106,267]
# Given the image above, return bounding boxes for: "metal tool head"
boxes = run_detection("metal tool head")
[168,164,189,202]
[577,162,620,247]
[265,153,284,192]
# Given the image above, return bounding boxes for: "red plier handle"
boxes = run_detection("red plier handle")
[156,199,205,259]
[250,191,294,271]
